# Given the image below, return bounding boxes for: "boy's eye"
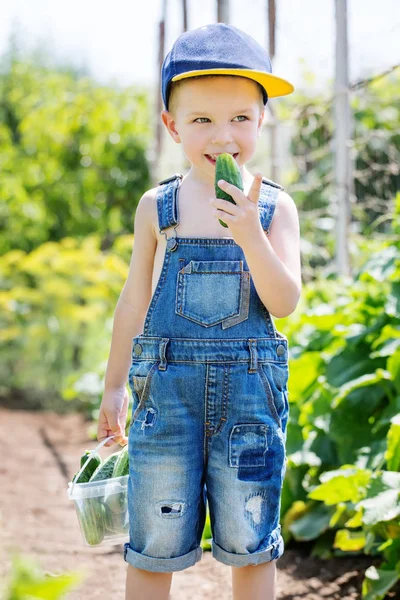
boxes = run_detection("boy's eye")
[193,116,249,123]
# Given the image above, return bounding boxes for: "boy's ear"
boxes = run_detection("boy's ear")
[161,110,181,144]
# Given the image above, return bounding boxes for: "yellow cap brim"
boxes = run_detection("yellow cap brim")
[171,68,294,97]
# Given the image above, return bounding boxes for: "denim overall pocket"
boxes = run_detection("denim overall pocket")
[175,260,250,329]
[258,361,289,429]
[229,423,270,468]
[128,361,158,427]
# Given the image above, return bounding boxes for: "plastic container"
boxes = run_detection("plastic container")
[67,435,129,547]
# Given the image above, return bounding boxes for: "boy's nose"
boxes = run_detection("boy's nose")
[211,126,233,145]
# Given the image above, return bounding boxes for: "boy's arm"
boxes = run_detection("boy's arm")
[104,188,158,391]
[242,190,302,319]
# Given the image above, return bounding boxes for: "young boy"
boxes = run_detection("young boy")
[97,23,301,600]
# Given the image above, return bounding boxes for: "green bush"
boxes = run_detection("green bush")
[0,59,151,254]
[278,193,400,599]
[0,234,132,412]
[278,69,400,276]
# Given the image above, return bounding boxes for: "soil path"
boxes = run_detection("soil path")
[0,407,386,599]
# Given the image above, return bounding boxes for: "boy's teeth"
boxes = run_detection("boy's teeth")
[209,153,235,160]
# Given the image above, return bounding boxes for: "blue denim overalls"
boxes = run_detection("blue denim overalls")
[123,173,290,572]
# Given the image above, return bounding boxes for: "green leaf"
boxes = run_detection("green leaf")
[280,464,309,518]
[362,565,400,600]
[285,415,304,455]
[385,416,400,471]
[380,538,400,569]
[386,342,400,395]
[355,440,388,471]
[282,500,308,540]
[5,553,83,599]
[345,507,364,528]
[308,466,372,505]
[359,489,400,525]
[329,502,347,527]
[358,246,399,282]
[289,503,336,541]
[370,337,400,360]
[334,528,367,551]
[332,370,391,409]
[374,396,400,430]
[329,386,388,465]
[327,353,374,391]
[310,530,335,559]
[356,471,400,525]
[286,351,323,401]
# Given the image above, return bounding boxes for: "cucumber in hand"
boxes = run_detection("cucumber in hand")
[214,153,244,228]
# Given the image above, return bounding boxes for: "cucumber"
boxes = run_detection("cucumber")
[214,153,244,228]
[103,501,119,535]
[72,450,101,484]
[103,501,128,536]
[104,483,128,516]
[89,452,119,482]
[103,445,129,515]
[78,498,106,546]
[113,444,129,478]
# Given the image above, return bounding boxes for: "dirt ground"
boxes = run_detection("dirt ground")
[0,406,395,600]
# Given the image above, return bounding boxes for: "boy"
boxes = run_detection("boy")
[97,23,301,600]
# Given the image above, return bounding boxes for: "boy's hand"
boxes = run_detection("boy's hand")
[210,173,264,248]
[97,386,129,447]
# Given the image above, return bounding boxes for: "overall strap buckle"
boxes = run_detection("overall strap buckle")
[160,226,178,252]
[157,174,182,251]
[158,173,183,185]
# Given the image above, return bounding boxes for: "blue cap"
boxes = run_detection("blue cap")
[162,23,294,111]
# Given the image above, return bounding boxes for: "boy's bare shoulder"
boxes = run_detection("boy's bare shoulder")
[276,189,298,216]
[121,187,159,313]
[136,186,159,239]
[268,189,302,292]
[272,189,300,236]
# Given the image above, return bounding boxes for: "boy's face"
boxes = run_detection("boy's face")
[162,76,265,183]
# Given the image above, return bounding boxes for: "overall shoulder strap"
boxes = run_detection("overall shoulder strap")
[258,177,284,234]
[156,173,282,235]
[156,173,183,232]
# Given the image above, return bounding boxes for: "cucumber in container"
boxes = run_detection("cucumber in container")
[67,436,130,547]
